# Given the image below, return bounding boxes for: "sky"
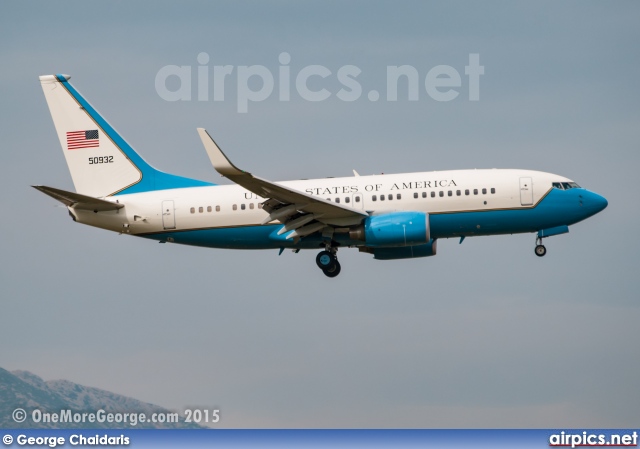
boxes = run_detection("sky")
[1,1,639,428]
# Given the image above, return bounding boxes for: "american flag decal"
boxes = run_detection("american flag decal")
[66,130,99,150]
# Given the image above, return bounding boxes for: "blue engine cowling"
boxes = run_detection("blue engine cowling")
[350,211,431,247]
[369,239,438,260]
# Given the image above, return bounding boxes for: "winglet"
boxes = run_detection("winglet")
[197,128,245,177]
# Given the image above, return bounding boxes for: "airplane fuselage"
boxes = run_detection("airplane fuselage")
[71,168,606,251]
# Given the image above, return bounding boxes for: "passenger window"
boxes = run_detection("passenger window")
[414,192,418,199]
[190,207,195,214]
[482,188,487,194]
[448,191,452,197]
[335,198,340,203]
[345,197,350,203]
[258,203,263,209]
[199,207,203,213]
[422,192,427,198]
[372,195,377,201]
[250,203,254,209]
[491,188,495,194]
[241,204,246,210]
[474,189,478,195]
[207,206,212,212]
[396,194,401,200]
[216,205,220,212]
[439,191,444,197]
[456,190,461,196]
[232,204,237,211]
[465,189,470,195]
[380,195,385,201]
[388,194,393,200]
[355,196,360,202]
[431,192,435,198]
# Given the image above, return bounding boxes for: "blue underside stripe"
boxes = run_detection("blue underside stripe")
[429,189,592,236]
[55,74,214,195]
[140,225,345,250]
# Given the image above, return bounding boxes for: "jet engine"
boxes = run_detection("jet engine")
[349,211,430,247]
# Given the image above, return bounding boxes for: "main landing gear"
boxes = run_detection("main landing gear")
[316,248,341,278]
[534,237,547,257]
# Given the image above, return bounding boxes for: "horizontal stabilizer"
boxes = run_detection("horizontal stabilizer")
[32,185,124,211]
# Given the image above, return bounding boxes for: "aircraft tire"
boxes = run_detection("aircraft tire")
[316,251,336,270]
[535,245,547,257]
[323,261,341,278]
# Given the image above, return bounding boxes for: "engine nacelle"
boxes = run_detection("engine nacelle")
[368,239,438,260]
[350,211,430,247]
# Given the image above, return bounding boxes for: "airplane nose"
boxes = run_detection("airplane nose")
[587,191,608,213]
[594,193,608,212]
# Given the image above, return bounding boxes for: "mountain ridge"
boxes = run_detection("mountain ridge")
[0,368,201,429]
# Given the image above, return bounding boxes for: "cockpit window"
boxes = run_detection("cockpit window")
[553,181,581,190]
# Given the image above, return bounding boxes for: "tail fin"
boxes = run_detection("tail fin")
[39,74,212,197]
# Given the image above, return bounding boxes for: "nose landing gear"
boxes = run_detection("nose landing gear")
[534,237,547,257]
[316,248,341,277]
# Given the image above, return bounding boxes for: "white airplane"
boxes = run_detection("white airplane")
[35,74,608,277]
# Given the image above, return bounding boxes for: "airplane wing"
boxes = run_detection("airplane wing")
[197,128,368,232]
[32,185,124,211]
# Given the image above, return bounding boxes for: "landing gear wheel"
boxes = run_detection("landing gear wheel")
[535,245,547,257]
[323,260,341,278]
[316,251,336,270]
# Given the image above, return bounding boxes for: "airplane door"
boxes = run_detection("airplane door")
[519,177,533,206]
[162,200,176,229]
[352,193,364,210]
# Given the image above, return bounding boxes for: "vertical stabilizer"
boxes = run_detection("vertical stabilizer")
[39,74,212,197]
